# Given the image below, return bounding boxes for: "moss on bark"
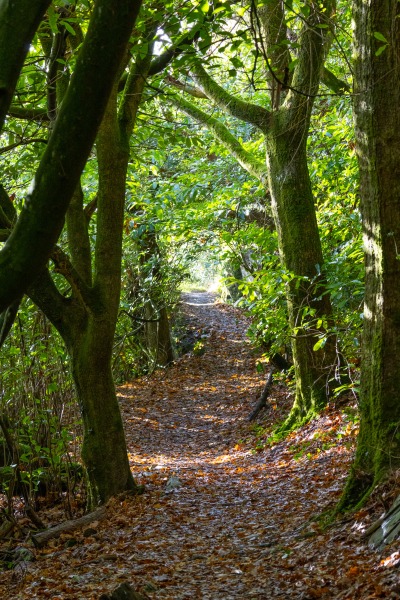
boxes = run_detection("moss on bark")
[338,0,400,511]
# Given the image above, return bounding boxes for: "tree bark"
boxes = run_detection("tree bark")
[266,119,338,427]
[70,323,138,505]
[337,0,400,510]
[0,0,51,130]
[139,226,175,368]
[31,506,107,548]
[26,27,160,506]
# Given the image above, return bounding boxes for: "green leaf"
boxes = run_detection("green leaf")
[200,1,210,12]
[48,6,59,34]
[300,4,310,18]
[375,45,388,56]
[313,337,326,351]
[60,20,76,36]
[237,5,248,17]
[374,31,388,43]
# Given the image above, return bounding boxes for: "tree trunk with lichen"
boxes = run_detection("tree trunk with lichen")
[28,91,141,506]
[337,0,400,512]
[138,226,175,368]
[69,319,138,506]
[266,118,338,428]
[0,0,143,314]
[261,0,340,428]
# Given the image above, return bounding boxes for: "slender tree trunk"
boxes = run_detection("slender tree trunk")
[144,302,175,367]
[139,226,175,368]
[338,0,400,510]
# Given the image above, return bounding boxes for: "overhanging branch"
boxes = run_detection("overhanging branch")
[190,61,271,132]
[167,92,267,185]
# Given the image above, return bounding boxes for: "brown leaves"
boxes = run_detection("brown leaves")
[0,293,397,598]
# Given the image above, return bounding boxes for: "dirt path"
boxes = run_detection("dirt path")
[3,293,399,599]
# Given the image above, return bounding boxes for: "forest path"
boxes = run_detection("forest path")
[120,291,294,599]
[6,293,397,599]
[115,293,377,599]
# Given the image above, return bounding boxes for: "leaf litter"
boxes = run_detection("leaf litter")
[1,291,400,598]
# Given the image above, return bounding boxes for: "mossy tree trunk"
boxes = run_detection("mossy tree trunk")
[0,0,51,129]
[266,124,337,425]
[69,318,138,505]
[262,0,339,426]
[337,0,400,511]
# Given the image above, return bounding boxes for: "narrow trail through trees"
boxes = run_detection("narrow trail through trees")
[2,294,399,599]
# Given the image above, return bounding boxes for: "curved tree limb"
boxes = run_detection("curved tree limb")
[321,67,351,94]
[0,137,47,155]
[167,92,268,185]
[7,105,50,121]
[165,75,208,99]
[0,296,21,349]
[50,245,94,309]
[190,61,271,132]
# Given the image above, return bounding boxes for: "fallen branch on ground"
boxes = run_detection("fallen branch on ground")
[248,367,276,421]
[31,505,107,548]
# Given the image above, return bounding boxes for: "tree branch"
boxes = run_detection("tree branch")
[0,184,16,226]
[7,105,50,121]
[84,196,98,221]
[0,297,21,349]
[321,67,350,94]
[27,268,74,338]
[165,75,208,99]
[0,0,51,130]
[285,0,336,112]
[167,93,267,185]
[257,0,291,109]
[50,245,94,308]
[66,185,93,286]
[190,61,270,132]
[148,29,199,77]
[0,137,47,155]
[119,21,159,143]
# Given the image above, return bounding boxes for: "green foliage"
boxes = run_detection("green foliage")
[0,301,83,509]
[310,97,363,368]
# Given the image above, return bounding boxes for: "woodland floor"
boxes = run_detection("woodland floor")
[2,292,400,598]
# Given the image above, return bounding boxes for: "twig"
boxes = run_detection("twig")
[248,367,276,421]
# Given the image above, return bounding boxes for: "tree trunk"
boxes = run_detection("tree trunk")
[144,303,175,368]
[70,322,138,506]
[139,226,175,368]
[181,0,341,428]
[266,123,338,427]
[337,0,400,511]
